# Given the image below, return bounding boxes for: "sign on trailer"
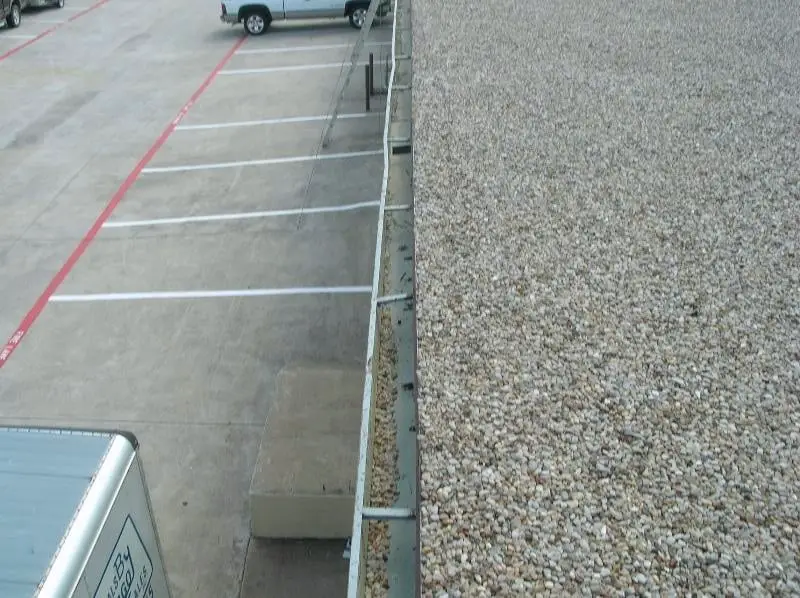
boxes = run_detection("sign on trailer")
[94,516,154,598]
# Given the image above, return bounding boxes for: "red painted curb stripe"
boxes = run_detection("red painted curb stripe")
[0,0,110,63]
[0,35,247,368]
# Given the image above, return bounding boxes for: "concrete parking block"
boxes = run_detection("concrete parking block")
[250,364,363,538]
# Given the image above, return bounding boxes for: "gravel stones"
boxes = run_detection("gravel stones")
[365,260,400,597]
[412,0,800,595]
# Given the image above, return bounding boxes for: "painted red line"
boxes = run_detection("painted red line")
[0,35,247,368]
[0,0,110,63]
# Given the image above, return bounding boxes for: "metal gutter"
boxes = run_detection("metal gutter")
[347,0,419,594]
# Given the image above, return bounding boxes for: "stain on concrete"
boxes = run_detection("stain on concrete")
[5,90,98,148]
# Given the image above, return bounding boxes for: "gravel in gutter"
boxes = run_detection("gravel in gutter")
[412,1,800,595]
[365,305,399,597]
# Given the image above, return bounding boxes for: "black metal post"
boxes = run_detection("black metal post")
[365,64,371,112]
[369,52,375,95]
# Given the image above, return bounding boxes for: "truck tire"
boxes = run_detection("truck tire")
[243,8,269,35]
[348,5,368,29]
[56,0,65,8]
[6,1,21,28]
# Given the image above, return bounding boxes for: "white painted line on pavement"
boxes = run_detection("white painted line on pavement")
[176,112,379,131]
[50,286,373,302]
[2,34,37,39]
[142,149,382,174]
[235,41,391,55]
[220,62,368,75]
[103,201,380,228]
[31,19,66,23]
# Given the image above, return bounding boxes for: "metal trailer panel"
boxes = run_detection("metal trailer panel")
[76,440,171,598]
[0,427,170,598]
[0,428,113,598]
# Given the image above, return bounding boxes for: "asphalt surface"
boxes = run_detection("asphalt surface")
[1,3,390,596]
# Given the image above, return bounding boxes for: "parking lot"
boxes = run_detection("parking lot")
[1,2,390,596]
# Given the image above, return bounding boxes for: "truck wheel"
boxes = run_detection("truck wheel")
[243,9,269,35]
[56,0,65,8]
[349,6,367,29]
[6,1,21,28]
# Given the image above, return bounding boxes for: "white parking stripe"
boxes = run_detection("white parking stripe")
[103,201,380,228]
[50,286,373,302]
[176,112,378,131]
[2,34,37,39]
[220,62,368,75]
[235,41,391,55]
[141,149,382,174]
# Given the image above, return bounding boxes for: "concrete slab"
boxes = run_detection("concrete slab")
[150,113,383,167]
[110,152,383,223]
[0,0,385,594]
[102,204,379,235]
[0,3,240,244]
[137,423,263,598]
[250,365,363,538]
[0,155,146,242]
[240,538,348,598]
[0,23,51,42]
[0,296,368,422]
[56,225,375,294]
[227,41,391,70]
[184,66,377,124]
[0,237,78,347]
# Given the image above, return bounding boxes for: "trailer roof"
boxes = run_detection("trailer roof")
[0,427,114,598]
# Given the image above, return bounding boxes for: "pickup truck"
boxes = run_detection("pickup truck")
[220,0,389,35]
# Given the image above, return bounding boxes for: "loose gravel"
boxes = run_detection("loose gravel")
[412,0,800,596]
[365,305,399,597]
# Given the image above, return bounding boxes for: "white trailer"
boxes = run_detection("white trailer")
[0,426,171,598]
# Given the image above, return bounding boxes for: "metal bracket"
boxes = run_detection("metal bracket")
[343,537,352,559]
[376,293,413,305]
[362,507,415,521]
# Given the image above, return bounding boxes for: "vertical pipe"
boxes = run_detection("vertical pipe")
[365,64,371,112]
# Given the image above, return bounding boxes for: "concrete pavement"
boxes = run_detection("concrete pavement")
[0,1,390,595]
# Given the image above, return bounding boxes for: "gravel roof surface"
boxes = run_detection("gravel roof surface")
[412,1,800,596]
